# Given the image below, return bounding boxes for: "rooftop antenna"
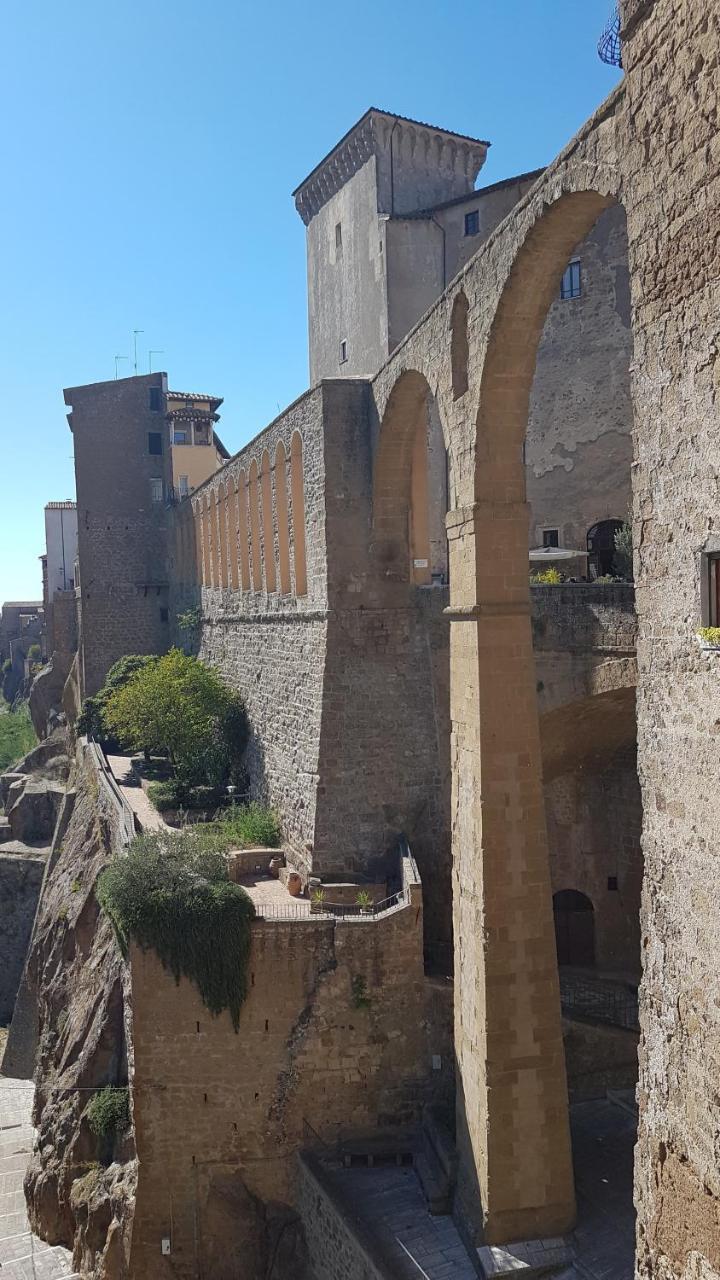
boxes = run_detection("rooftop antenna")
[133,329,144,374]
[114,355,129,380]
[149,349,164,373]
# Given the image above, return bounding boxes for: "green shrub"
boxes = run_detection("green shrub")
[698,627,720,646]
[0,703,37,771]
[86,1086,130,1140]
[97,829,255,1030]
[530,567,562,585]
[203,803,281,850]
[27,643,41,662]
[147,779,186,811]
[613,521,633,579]
[2,657,11,675]
[78,654,158,742]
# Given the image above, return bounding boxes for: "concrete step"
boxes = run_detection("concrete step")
[0,818,12,843]
[422,1105,458,1183]
[477,1238,573,1278]
[414,1149,452,1215]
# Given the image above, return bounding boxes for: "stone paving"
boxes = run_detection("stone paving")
[105,754,168,833]
[0,1076,78,1279]
[560,1097,636,1280]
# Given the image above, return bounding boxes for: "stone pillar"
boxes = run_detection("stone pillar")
[447,500,575,1245]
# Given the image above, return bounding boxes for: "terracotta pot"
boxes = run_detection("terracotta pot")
[286,871,302,897]
[269,856,283,880]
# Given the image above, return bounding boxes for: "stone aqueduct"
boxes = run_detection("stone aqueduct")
[171,84,636,1241]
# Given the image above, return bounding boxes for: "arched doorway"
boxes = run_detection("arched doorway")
[553,889,595,967]
[587,518,624,578]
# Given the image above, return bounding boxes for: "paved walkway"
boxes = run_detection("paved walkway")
[330,1163,477,1279]
[105,754,168,833]
[562,1097,636,1279]
[0,1076,78,1279]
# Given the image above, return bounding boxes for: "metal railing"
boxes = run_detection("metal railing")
[84,737,137,848]
[559,972,639,1031]
[255,889,406,923]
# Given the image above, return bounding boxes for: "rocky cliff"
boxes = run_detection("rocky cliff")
[20,747,137,1279]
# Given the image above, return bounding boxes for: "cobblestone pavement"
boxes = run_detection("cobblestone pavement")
[0,1077,78,1279]
[560,1097,636,1280]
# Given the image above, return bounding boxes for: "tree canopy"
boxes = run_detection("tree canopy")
[103,648,246,786]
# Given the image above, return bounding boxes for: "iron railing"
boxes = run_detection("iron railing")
[84,737,137,847]
[560,972,639,1031]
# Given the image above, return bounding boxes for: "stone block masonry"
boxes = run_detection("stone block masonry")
[128,886,454,1279]
[0,852,46,1023]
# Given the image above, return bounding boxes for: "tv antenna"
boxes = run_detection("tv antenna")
[149,349,164,373]
[133,329,144,374]
[114,355,129,380]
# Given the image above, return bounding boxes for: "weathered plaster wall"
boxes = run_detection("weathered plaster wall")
[128,890,453,1280]
[617,1,720,1275]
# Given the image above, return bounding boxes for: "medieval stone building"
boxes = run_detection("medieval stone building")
[16,1,719,1275]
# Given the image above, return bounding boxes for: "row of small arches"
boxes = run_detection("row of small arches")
[178,432,308,597]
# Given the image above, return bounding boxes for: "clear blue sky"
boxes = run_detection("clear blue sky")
[0,0,620,602]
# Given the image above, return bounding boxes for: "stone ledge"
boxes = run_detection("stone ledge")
[477,1238,572,1278]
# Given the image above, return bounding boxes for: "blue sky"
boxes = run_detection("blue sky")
[0,0,621,602]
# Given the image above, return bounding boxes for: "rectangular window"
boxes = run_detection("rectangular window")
[542,528,560,548]
[464,210,480,237]
[335,222,342,252]
[148,431,163,455]
[561,260,582,300]
[149,387,162,411]
[339,339,348,364]
[150,478,163,503]
[708,554,720,626]
[160,607,169,623]
[173,430,188,445]
[178,475,189,497]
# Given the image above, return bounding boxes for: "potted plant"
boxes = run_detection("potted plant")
[355,889,373,915]
[697,627,720,651]
[310,886,326,914]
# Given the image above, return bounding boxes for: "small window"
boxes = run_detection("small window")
[173,430,188,445]
[148,431,163,456]
[160,607,169,623]
[178,475,189,497]
[706,553,720,626]
[149,387,162,411]
[607,876,619,891]
[561,260,582,300]
[339,339,348,364]
[335,222,342,252]
[464,210,480,237]
[150,478,163,503]
[542,529,559,548]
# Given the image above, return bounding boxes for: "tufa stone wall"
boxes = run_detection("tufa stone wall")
[618,1,720,1275]
[297,1153,391,1280]
[0,852,46,1024]
[128,886,453,1279]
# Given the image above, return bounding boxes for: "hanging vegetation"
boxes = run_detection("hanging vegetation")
[97,830,256,1031]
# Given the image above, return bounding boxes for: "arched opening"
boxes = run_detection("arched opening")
[587,518,624,579]
[203,491,215,588]
[275,441,291,595]
[236,470,251,592]
[373,370,447,585]
[216,485,228,589]
[450,289,469,400]
[451,185,635,1243]
[227,478,239,591]
[248,460,262,591]
[260,450,277,593]
[290,432,307,597]
[553,890,595,968]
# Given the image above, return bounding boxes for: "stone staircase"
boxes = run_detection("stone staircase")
[415,1105,458,1215]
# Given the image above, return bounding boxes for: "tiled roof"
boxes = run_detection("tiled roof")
[167,390,223,404]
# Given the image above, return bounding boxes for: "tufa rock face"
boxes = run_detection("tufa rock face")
[8,778,66,844]
[23,754,137,1279]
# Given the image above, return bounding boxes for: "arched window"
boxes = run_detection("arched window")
[248,460,262,591]
[587,519,624,579]
[236,470,251,592]
[261,449,277,593]
[290,432,308,597]
[275,441,291,595]
[450,290,469,400]
[553,890,595,968]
